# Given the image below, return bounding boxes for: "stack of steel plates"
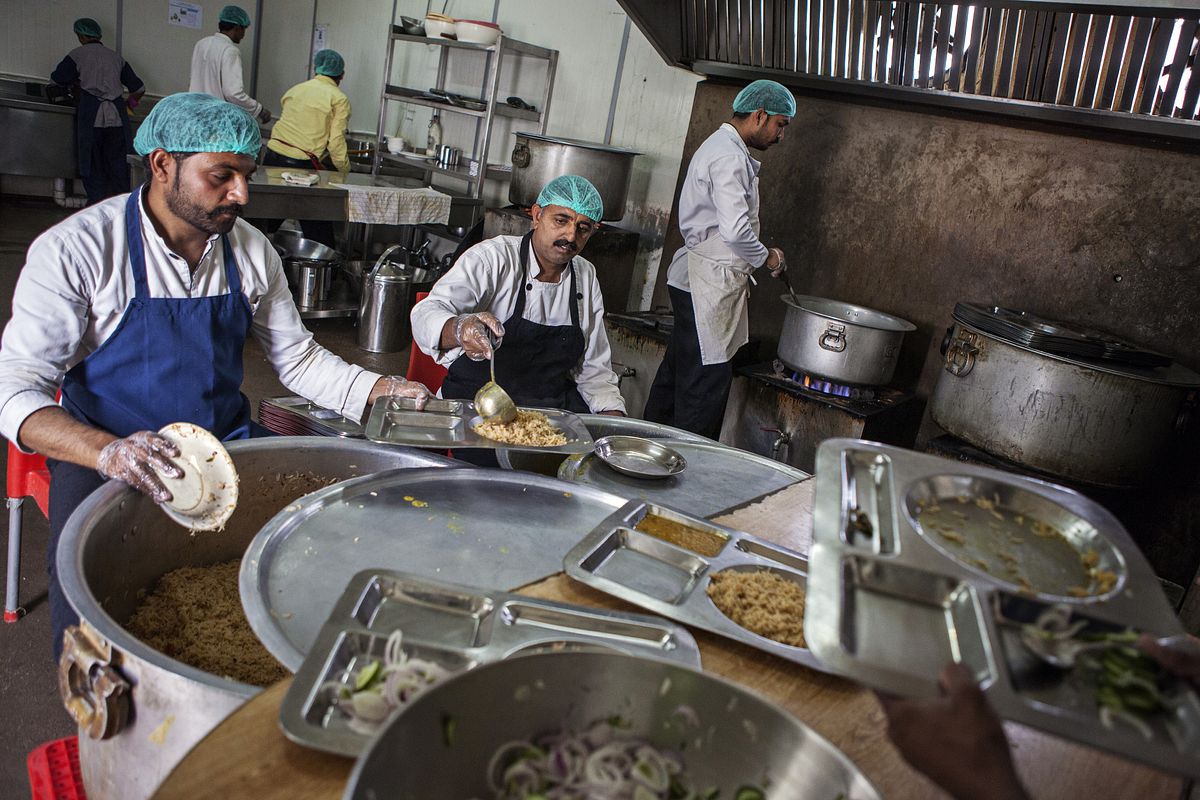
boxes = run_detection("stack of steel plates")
[258,397,364,438]
[953,303,1171,368]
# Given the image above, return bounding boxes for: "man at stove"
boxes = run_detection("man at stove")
[410,174,625,417]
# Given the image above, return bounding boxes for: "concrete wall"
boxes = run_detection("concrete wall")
[656,82,1200,423]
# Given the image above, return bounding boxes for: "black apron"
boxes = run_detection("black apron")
[441,232,588,413]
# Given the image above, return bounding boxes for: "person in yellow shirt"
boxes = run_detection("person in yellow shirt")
[263,49,350,244]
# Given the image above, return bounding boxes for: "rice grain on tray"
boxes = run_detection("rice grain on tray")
[707,569,806,648]
[473,410,567,447]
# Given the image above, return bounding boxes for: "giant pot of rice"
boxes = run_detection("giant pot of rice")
[56,437,458,800]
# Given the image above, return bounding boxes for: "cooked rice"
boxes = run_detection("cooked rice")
[473,410,567,446]
[127,559,288,686]
[707,569,806,648]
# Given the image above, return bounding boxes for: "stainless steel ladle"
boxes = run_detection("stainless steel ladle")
[473,330,517,424]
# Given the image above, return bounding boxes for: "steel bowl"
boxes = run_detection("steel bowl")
[399,15,425,35]
[496,414,712,474]
[594,434,687,479]
[344,651,881,799]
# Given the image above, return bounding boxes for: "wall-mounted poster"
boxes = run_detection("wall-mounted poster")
[169,1,202,29]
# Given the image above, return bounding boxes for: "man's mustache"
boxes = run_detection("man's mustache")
[553,239,577,251]
[211,204,244,218]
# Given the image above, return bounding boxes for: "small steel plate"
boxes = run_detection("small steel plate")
[280,569,703,756]
[593,435,687,479]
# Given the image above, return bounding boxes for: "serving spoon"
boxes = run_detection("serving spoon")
[474,330,517,424]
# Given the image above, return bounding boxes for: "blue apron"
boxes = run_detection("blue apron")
[60,188,256,441]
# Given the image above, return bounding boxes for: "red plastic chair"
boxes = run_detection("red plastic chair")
[6,441,50,622]
[406,292,448,392]
[27,735,86,800]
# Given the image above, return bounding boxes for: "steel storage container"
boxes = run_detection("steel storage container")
[357,247,435,353]
[931,317,1200,487]
[509,133,641,222]
[55,438,456,800]
[778,295,916,386]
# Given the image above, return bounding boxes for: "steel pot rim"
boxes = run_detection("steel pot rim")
[512,131,642,156]
[782,293,916,333]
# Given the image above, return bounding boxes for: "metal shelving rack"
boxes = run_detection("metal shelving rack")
[371,17,558,211]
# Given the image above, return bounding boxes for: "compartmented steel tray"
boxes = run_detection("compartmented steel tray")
[806,438,1200,778]
[259,396,364,437]
[280,569,702,756]
[365,396,594,453]
[563,500,826,672]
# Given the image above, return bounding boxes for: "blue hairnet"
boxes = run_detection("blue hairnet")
[536,174,604,221]
[133,93,261,157]
[74,18,102,38]
[732,79,796,117]
[314,49,345,77]
[219,5,251,27]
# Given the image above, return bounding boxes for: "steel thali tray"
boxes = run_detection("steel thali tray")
[563,499,827,673]
[259,396,364,438]
[805,438,1200,778]
[240,468,626,670]
[365,396,594,454]
[280,569,702,756]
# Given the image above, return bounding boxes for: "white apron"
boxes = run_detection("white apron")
[687,175,761,365]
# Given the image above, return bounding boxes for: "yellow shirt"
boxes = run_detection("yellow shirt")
[266,75,351,172]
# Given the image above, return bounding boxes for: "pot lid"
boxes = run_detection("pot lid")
[953,304,1200,387]
[513,131,642,156]
[953,303,1175,369]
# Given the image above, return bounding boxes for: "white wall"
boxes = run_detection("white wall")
[0,0,697,308]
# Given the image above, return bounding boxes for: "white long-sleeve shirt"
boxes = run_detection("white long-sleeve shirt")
[666,123,767,291]
[410,235,626,414]
[189,32,263,117]
[0,193,380,449]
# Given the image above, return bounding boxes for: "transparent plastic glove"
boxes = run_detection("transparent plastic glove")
[370,376,432,410]
[766,247,787,278]
[258,107,272,125]
[453,313,505,361]
[96,431,181,503]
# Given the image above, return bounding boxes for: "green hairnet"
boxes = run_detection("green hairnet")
[536,174,604,221]
[133,93,261,157]
[219,4,251,27]
[73,18,102,38]
[313,49,345,78]
[732,79,796,117]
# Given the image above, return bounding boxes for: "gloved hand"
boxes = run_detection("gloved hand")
[766,247,787,279]
[453,313,505,361]
[258,107,273,125]
[96,431,182,503]
[369,376,433,410]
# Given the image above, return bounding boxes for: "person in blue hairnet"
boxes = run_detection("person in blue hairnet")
[411,175,627,422]
[0,93,431,660]
[644,79,794,440]
[189,5,272,124]
[50,18,146,203]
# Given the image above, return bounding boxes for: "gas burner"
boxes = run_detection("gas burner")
[789,371,878,402]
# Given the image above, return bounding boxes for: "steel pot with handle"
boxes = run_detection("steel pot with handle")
[509,132,640,221]
[931,315,1200,487]
[778,295,916,386]
[56,438,456,800]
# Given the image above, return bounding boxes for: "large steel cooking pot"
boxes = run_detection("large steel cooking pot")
[779,295,916,386]
[932,319,1200,487]
[509,132,640,222]
[496,413,712,474]
[346,652,882,799]
[56,438,456,800]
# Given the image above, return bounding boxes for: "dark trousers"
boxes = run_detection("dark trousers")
[82,127,131,204]
[643,286,734,441]
[261,149,336,247]
[46,460,105,663]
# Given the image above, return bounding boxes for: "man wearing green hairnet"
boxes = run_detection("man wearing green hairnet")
[189,4,272,124]
[0,93,432,660]
[412,174,627,436]
[50,18,146,203]
[645,79,794,439]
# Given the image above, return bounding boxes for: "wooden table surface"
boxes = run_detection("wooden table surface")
[154,480,1184,800]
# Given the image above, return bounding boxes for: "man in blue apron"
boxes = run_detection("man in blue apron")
[50,18,146,204]
[411,175,626,425]
[643,80,793,440]
[0,93,431,659]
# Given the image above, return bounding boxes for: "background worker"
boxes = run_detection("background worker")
[643,79,793,440]
[189,4,271,125]
[50,18,145,204]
